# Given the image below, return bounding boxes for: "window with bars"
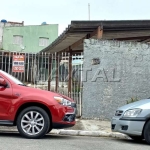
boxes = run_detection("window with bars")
[13,35,23,45]
[39,37,49,46]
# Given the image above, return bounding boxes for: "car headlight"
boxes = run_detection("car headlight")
[54,96,72,106]
[123,109,142,117]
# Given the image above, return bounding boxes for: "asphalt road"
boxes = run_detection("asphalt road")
[0,131,150,150]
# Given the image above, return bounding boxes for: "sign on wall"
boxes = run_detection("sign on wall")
[12,55,25,72]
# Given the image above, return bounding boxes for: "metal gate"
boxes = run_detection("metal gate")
[0,51,83,117]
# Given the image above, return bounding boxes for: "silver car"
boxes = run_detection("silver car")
[111,99,150,144]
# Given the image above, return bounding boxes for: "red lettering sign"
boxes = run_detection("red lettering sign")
[12,55,25,73]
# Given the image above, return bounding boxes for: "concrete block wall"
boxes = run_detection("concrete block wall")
[82,39,150,120]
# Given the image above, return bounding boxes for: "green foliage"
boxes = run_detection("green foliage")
[73,86,81,93]
[72,78,81,93]
[126,97,139,104]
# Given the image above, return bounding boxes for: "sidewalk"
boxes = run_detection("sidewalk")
[52,119,129,139]
[0,119,129,139]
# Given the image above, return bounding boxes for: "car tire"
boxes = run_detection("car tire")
[128,135,143,141]
[17,106,50,139]
[47,126,53,134]
[144,120,150,144]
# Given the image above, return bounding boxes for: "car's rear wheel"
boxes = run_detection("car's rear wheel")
[17,106,50,139]
[128,135,143,141]
[144,120,150,144]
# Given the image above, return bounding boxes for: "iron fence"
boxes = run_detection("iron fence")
[0,51,83,117]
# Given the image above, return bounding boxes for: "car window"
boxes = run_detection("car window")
[0,71,23,85]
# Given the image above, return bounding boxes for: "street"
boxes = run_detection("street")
[0,131,149,150]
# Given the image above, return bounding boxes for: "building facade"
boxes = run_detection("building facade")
[0,20,24,49]
[2,24,58,53]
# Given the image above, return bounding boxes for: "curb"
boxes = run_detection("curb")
[0,128,129,139]
[50,130,130,139]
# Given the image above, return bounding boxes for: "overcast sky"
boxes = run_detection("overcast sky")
[0,0,150,35]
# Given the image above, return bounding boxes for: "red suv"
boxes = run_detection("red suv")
[0,70,76,138]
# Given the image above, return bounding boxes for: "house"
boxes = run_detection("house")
[39,20,150,118]
[2,20,150,118]
[0,19,24,49]
[2,23,58,53]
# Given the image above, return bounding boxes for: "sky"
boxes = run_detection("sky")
[0,0,150,35]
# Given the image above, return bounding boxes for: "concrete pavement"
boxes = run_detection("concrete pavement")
[0,132,149,150]
[0,119,129,139]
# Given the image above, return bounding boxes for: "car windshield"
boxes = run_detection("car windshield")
[0,70,24,85]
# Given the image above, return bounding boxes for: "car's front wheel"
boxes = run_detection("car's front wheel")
[17,106,50,139]
[47,126,53,134]
[144,120,150,144]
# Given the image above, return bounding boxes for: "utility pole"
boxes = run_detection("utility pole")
[88,3,90,20]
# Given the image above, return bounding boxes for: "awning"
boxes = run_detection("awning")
[41,20,150,53]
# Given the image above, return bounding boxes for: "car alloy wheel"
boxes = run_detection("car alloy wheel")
[21,111,44,135]
[17,106,50,139]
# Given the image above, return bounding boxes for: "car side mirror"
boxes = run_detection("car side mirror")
[0,78,7,87]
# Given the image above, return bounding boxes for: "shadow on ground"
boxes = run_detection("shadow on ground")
[0,131,76,140]
[111,137,148,146]
[0,131,149,146]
